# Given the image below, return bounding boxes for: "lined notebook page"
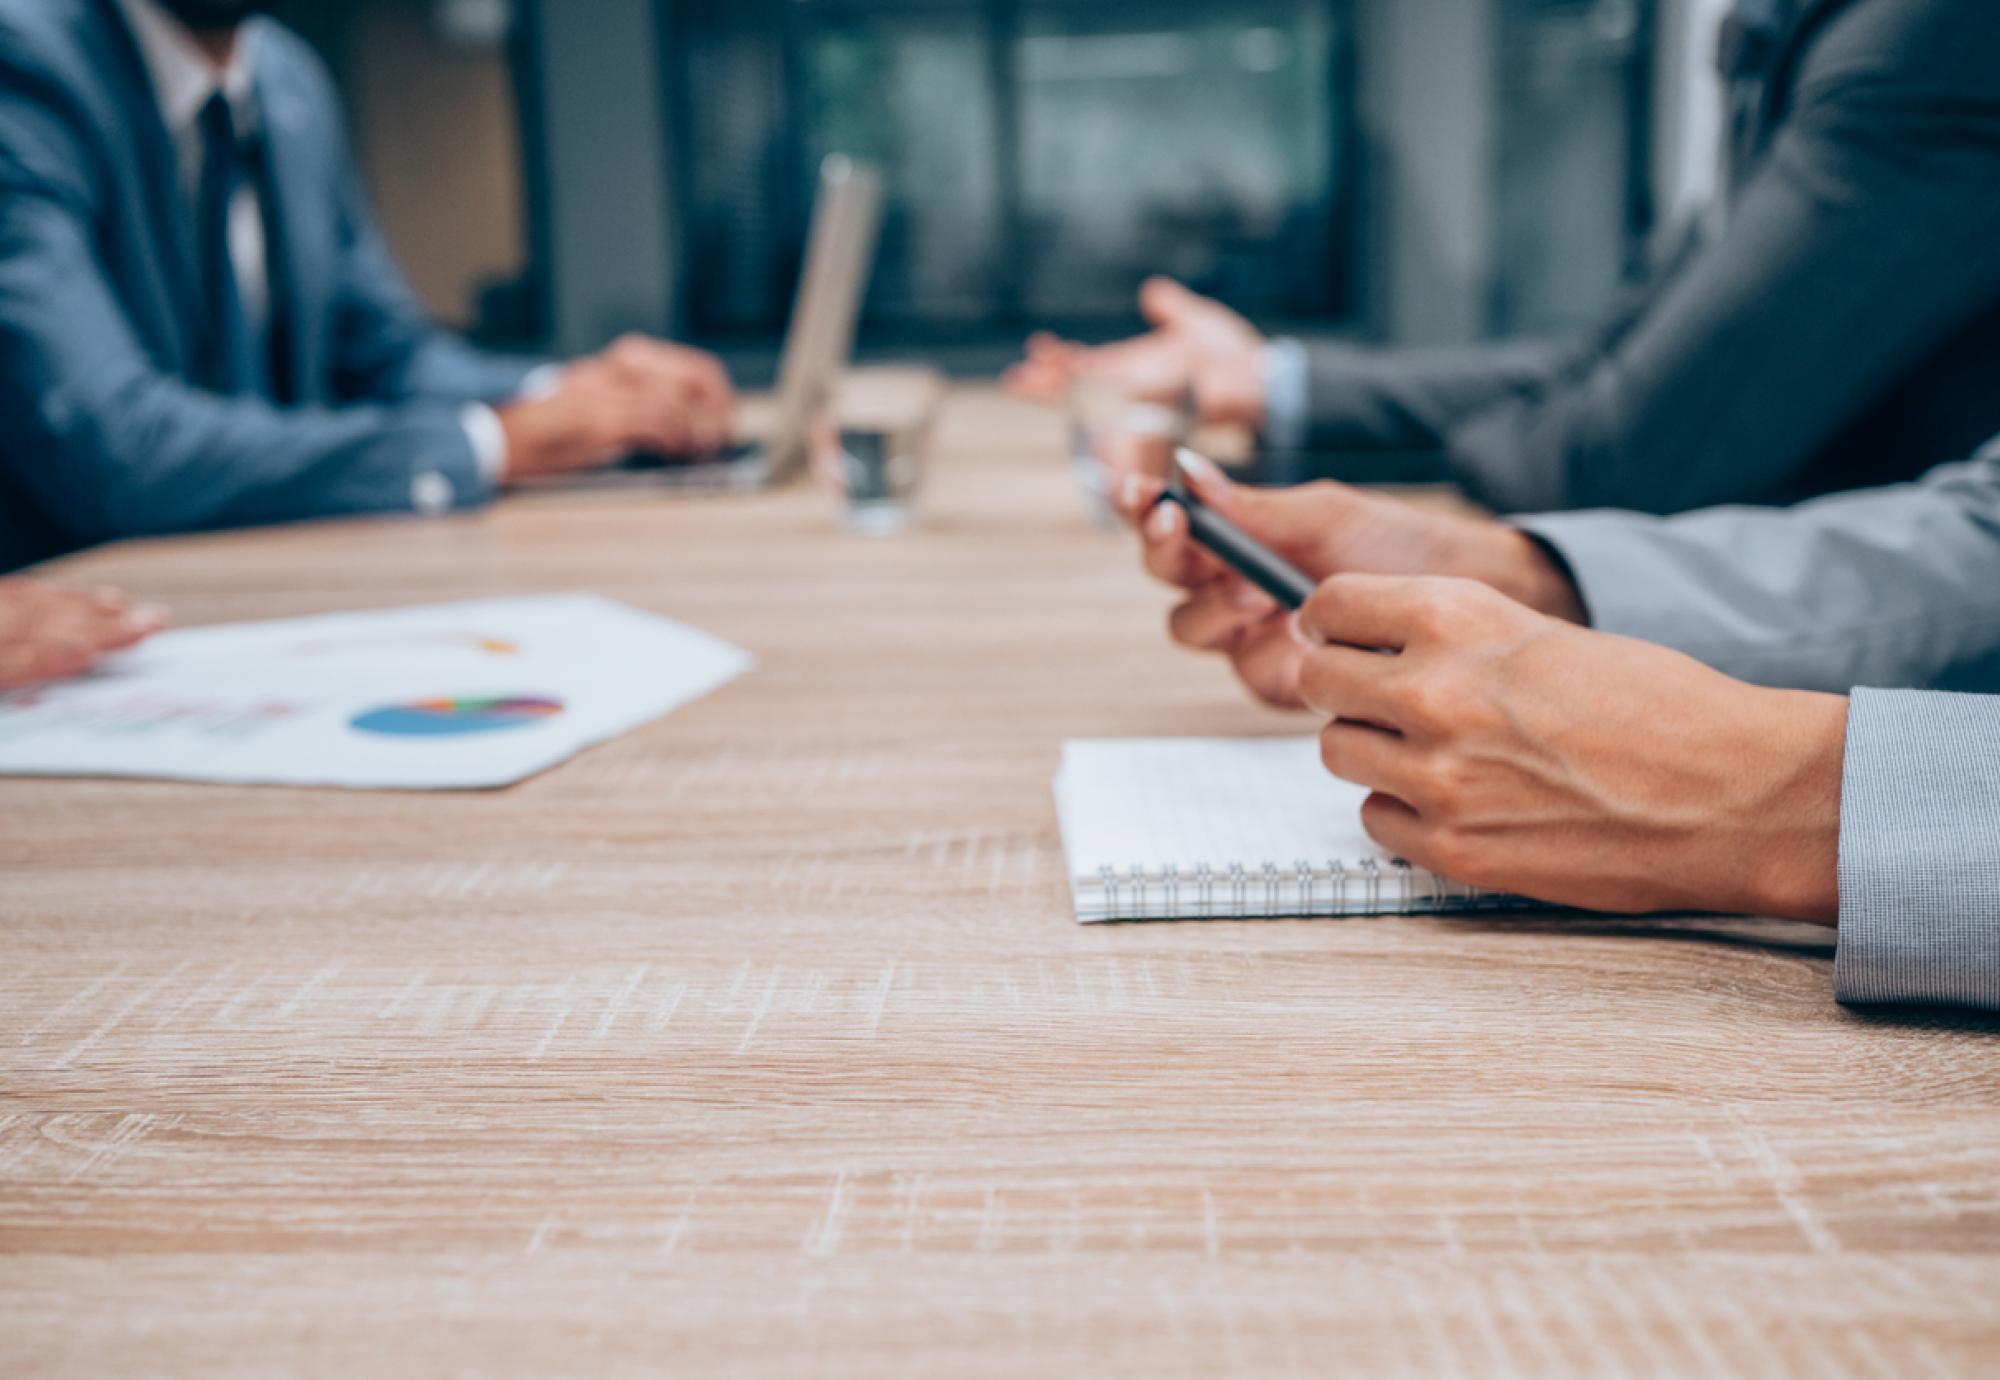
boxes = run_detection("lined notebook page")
[1057,738,1384,875]
[1054,738,1506,922]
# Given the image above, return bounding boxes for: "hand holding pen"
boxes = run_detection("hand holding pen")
[1103,436,1586,710]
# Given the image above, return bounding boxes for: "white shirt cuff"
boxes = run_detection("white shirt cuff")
[1260,337,1310,453]
[460,403,509,490]
[519,364,566,401]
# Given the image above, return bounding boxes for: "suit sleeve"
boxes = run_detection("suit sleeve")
[1833,689,2000,1012]
[1518,446,2000,693]
[1294,335,1582,458]
[321,99,545,407]
[0,180,494,550]
[1315,0,2000,515]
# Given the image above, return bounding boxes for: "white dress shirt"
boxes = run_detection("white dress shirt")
[117,0,269,335]
[116,0,512,501]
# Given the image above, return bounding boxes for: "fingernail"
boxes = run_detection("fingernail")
[1120,474,1143,511]
[1179,450,1225,489]
[1290,613,1326,648]
[1230,582,1273,611]
[130,604,170,630]
[1145,504,1177,540]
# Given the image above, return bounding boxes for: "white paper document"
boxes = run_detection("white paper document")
[0,595,753,790]
[1054,738,1515,922]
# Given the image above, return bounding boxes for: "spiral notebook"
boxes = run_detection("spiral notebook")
[1053,738,1521,922]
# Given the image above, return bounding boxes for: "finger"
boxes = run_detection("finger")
[688,411,729,456]
[0,638,94,688]
[1228,622,1309,710]
[1112,471,1166,525]
[1357,792,1430,864]
[1025,331,1081,365]
[1177,451,1356,554]
[100,604,169,651]
[1075,334,1184,401]
[36,603,129,664]
[671,355,735,413]
[674,378,734,453]
[1101,432,1173,487]
[1138,276,1202,329]
[631,379,700,455]
[650,409,695,457]
[1298,573,1448,654]
[1296,640,1407,728]
[0,582,35,640]
[1003,360,1069,402]
[1168,583,1279,652]
[685,351,734,402]
[1141,500,1228,590]
[608,394,674,459]
[1319,720,1422,798]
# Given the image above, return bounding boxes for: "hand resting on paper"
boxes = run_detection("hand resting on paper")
[0,580,167,688]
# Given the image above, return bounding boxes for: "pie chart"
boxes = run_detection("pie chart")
[350,696,565,738]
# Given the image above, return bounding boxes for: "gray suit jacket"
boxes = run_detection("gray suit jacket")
[1521,438,2000,1013]
[0,0,537,572]
[1303,0,2000,517]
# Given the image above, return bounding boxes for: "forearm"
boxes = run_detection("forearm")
[347,331,548,408]
[19,379,491,545]
[1297,337,1572,457]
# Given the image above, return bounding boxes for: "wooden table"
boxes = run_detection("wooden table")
[3,390,1997,1378]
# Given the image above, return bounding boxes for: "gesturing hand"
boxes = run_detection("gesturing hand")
[1004,278,1267,427]
[498,335,736,480]
[1108,442,1584,709]
[1295,573,1846,921]
[0,581,167,688]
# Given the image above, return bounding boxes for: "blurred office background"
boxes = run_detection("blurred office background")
[269,0,1731,374]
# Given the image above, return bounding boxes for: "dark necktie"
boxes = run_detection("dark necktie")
[196,90,269,399]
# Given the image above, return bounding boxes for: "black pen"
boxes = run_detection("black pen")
[1157,448,1320,610]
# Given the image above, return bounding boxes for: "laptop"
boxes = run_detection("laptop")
[618,155,885,493]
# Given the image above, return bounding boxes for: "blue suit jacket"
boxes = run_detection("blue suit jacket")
[0,0,540,571]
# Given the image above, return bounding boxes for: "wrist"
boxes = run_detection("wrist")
[1478,527,1588,623]
[494,399,550,482]
[1731,688,1847,924]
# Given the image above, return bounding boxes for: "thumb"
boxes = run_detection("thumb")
[1138,276,1205,330]
[1178,451,1357,560]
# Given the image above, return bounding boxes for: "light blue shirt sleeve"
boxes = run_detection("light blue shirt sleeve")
[1259,337,1310,453]
[1836,688,2000,1012]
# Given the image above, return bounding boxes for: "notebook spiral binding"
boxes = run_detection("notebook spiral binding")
[1079,857,1505,923]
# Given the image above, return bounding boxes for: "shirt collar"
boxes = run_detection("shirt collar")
[116,0,261,137]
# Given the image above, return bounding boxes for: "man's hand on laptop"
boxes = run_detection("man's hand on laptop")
[498,336,736,481]
[1105,439,1585,710]
[1005,277,1267,428]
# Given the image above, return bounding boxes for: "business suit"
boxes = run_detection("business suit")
[0,0,536,572]
[1297,0,2000,516]
[1516,438,2000,1011]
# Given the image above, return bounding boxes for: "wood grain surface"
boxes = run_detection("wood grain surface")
[2,390,1997,1378]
